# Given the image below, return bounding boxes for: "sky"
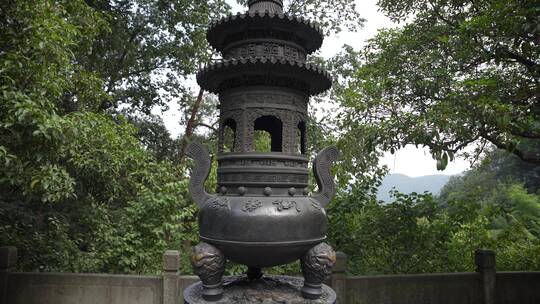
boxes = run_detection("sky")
[158,0,471,177]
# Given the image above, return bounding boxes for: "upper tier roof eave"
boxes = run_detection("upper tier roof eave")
[197,57,332,96]
[207,11,324,54]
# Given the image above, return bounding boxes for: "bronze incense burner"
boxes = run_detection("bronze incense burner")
[186,0,338,301]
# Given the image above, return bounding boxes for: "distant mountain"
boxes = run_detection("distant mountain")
[377,173,452,202]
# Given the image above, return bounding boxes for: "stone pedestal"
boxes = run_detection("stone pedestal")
[184,275,336,304]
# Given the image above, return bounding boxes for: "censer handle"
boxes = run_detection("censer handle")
[311,146,340,208]
[185,141,215,208]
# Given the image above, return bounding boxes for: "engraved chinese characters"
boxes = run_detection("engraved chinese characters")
[273,200,301,212]
[242,200,262,212]
[224,42,307,62]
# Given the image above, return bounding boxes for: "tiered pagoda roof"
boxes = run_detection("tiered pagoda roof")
[197,0,331,96]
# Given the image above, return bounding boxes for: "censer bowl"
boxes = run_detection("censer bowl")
[198,195,327,267]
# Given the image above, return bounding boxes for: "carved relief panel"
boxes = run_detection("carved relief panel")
[220,89,308,114]
[224,42,307,62]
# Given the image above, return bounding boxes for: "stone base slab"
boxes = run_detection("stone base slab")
[184,275,336,304]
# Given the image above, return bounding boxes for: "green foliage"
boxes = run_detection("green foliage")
[335,0,539,168]
[128,114,182,162]
[329,185,540,275]
[328,147,540,275]
[222,123,235,153]
[253,130,272,152]
[0,0,198,274]
[329,190,454,274]
[322,0,540,274]
[78,0,230,114]
[0,111,198,273]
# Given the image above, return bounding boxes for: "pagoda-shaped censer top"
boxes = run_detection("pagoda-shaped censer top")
[185,0,339,302]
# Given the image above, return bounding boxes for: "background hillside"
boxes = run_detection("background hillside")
[377,174,453,202]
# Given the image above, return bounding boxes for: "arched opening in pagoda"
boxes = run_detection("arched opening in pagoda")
[297,121,306,154]
[222,118,236,152]
[254,115,282,152]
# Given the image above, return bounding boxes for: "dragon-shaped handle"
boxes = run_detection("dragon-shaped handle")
[311,146,340,208]
[186,141,215,208]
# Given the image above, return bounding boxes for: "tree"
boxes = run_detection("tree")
[437,148,540,272]
[484,141,540,193]
[328,189,458,275]
[0,0,198,274]
[440,146,540,208]
[440,148,540,237]
[73,0,230,114]
[268,1,540,274]
[127,114,182,162]
[335,0,539,169]
[327,183,540,275]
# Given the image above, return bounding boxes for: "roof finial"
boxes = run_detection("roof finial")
[248,0,283,14]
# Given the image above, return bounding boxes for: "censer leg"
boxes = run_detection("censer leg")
[191,242,226,301]
[300,242,336,299]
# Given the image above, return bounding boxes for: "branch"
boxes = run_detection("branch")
[286,0,302,14]
[195,122,218,132]
[178,88,205,164]
[427,0,458,28]
[482,133,540,165]
[503,50,538,72]
[120,63,166,80]
[415,135,479,156]
[105,26,145,94]
[509,127,540,139]
[446,135,481,153]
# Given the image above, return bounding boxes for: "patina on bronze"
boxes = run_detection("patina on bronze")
[186,0,338,301]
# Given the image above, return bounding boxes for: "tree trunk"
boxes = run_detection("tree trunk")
[178,88,204,164]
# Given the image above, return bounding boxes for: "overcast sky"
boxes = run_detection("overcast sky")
[158,0,470,177]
